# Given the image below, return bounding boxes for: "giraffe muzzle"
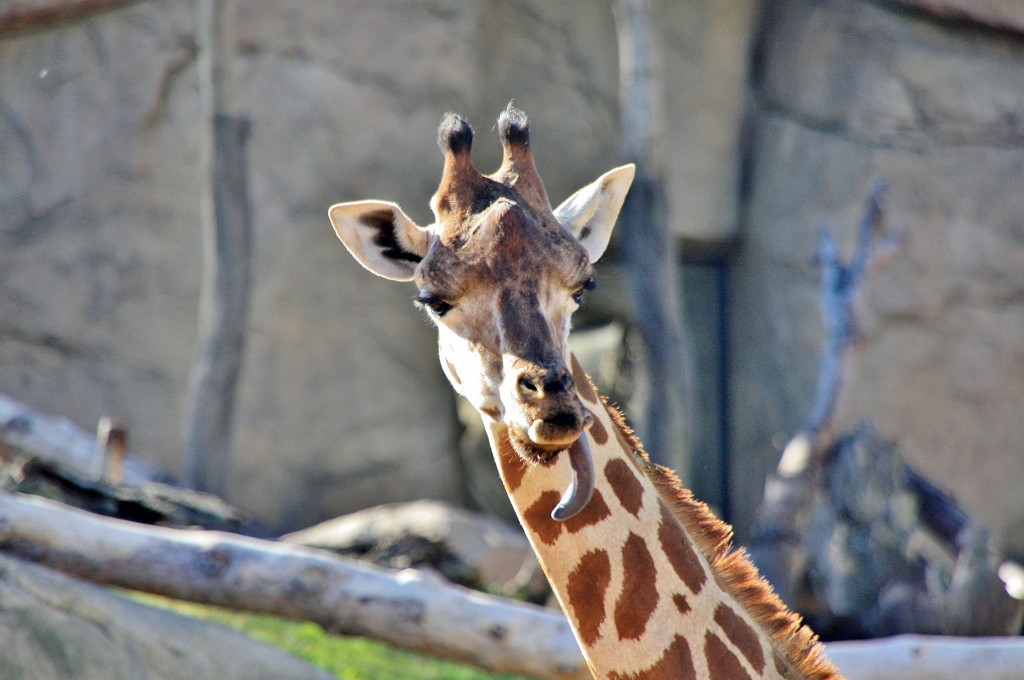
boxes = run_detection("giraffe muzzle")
[526,406,592,447]
[505,360,596,519]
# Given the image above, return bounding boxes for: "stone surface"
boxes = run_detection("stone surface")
[0,553,333,680]
[0,1,469,531]
[731,0,1024,553]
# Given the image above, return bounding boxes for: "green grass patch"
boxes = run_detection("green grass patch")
[130,593,529,680]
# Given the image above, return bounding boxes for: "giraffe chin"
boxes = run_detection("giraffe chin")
[506,426,569,464]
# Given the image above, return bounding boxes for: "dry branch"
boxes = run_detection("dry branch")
[826,635,1024,680]
[748,182,900,606]
[0,393,162,485]
[0,489,588,679]
[0,0,139,38]
[611,0,694,473]
[281,500,546,600]
[4,490,1024,678]
[182,0,253,494]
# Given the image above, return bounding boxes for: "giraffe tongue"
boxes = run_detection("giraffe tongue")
[550,434,595,521]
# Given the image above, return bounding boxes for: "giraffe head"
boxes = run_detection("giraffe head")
[329,105,633,519]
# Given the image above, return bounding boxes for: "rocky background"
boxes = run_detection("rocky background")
[1,0,1022,565]
[732,0,1024,554]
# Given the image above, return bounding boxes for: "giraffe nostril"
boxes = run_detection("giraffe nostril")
[519,368,575,398]
[543,370,574,395]
[518,375,539,394]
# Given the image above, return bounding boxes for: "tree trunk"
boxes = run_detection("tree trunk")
[0,0,139,38]
[611,0,694,475]
[0,489,589,679]
[182,0,252,494]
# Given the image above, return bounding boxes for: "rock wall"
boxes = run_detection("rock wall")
[731,0,1024,552]
[0,1,463,530]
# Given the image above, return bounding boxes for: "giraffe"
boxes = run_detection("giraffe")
[328,105,842,680]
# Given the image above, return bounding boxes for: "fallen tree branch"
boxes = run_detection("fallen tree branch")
[3,489,1024,678]
[281,500,546,600]
[0,489,588,680]
[826,635,1024,680]
[0,393,164,485]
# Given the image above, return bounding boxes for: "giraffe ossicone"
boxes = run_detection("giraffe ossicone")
[328,105,843,680]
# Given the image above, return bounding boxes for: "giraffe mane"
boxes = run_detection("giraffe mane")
[599,395,843,680]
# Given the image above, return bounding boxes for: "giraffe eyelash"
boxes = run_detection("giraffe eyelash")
[414,292,455,317]
[572,276,597,305]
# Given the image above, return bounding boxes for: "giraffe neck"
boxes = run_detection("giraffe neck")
[483,356,840,680]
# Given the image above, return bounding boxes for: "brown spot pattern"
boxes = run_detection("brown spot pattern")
[608,634,696,680]
[714,603,766,674]
[672,593,691,616]
[523,490,564,545]
[774,652,793,678]
[605,459,644,517]
[588,415,609,445]
[614,533,659,641]
[496,433,527,492]
[571,355,599,404]
[445,360,462,386]
[704,631,753,680]
[563,489,611,534]
[565,549,611,647]
[658,505,706,594]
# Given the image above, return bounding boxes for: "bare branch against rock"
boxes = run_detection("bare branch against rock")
[182,0,253,494]
[748,185,1023,638]
[0,490,589,680]
[801,180,903,457]
[749,182,902,604]
[611,0,694,474]
[0,0,140,38]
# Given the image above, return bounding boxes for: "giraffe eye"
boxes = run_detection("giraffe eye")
[572,277,597,305]
[415,292,454,317]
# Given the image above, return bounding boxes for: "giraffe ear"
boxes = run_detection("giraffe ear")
[328,200,432,281]
[554,164,635,263]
